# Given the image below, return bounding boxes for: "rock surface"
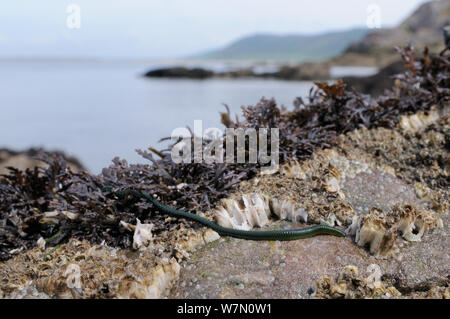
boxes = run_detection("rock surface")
[144,63,330,81]
[144,67,214,79]
[169,109,449,298]
[0,107,448,299]
[342,0,449,67]
[342,60,405,96]
[0,148,84,174]
[169,169,448,298]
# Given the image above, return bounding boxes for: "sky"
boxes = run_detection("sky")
[0,0,430,59]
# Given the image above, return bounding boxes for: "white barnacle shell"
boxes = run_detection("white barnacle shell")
[356,219,386,256]
[215,193,273,230]
[60,210,79,220]
[399,110,439,133]
[393,206,435,242]
[277,200,292,220]
[345,215,361,236]
[269,198,283,219]
[398,218,425,242]
[214,206,235,229]
[168,183,188,190]
[133,219,154,250]
[280,160,306,179]
[215,199,252,230]
[251,193,271,222]
[41,211,60,224]
[241,195,259,226]
[120,220,136,232]
[293,208,308,223]
[37,237,46,251]
[284,200,298,222]
[324,177,340,193]
[241,194,269,227]
[320,213,338,227]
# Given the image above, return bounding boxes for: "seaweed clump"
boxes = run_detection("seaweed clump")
[0,45,448,261]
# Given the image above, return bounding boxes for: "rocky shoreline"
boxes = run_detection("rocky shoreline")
[145,1,448,98]
[342,60,405,96]
[0,148,85,175]
[144,60,405,97]
[1,106,448,299]
[0,46,448,299]
[144,62,332,81]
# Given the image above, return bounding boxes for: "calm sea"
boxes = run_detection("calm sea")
[0,61,316,172]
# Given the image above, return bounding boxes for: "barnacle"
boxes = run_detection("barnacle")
[315,265,402,299]
[399,109,441,133]
[351,205,442,257]
[316,263,450,299]
[324,177,340,193]
[353,208,397,257]
[133,219,154,250]
[280,159,306,179]
[215,194,271,230]
[36,237,46,251]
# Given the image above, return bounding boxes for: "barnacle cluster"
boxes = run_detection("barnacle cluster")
[348,205,441,258]
[0,228,219,299]
[215,194,271,230]
[315,265,401,299]
[399,108,442,133]
[213,149,355,229]
[315,265,450,299]
[213,106,448,258]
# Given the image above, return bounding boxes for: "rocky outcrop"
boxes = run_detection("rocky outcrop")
[342,60,405,96]
[0,148,84,174]
[144,67,214,79]
[144,1,449,82]
[144,63,330,81]
[341,0,449,67]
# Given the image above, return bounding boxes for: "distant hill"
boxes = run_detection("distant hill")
[194,28,369,62]
[340,0,450,66]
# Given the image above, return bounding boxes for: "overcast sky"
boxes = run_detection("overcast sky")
[0,0,430,59]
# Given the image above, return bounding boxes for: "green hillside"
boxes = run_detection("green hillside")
[196,28,369,62]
